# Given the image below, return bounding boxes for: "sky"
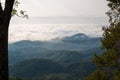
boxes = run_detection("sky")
[9,24,103,42]
[18,0,108,17]
[9,0,109,42]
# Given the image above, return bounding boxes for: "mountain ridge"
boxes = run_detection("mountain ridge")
[9,33,102,65]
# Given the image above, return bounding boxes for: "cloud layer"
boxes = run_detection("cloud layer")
[9,24,103,43]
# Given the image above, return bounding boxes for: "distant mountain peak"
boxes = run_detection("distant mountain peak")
[62,33,88,41]
[71,33,88,39]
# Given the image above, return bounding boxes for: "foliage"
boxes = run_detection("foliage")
[0,0,28,18]
[106,0,120,24]
[85,70,107,80]
[12,0,28,18]
[85,0,120,80]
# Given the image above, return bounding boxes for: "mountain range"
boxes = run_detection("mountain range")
[9,33,101,65]
[9,33,102,80]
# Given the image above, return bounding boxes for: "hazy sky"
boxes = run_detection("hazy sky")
[9,0,109,42]
[9,24,103,42]
[18,0,108,17]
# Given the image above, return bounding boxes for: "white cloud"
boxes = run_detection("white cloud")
[8,0,109,43]
[9,24,103,43]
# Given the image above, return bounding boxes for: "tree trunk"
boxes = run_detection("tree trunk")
[0,0,15,80]
[0,25,9,80]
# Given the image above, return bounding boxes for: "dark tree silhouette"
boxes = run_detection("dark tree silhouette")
[85,0,120,80]
[0,0,15,80]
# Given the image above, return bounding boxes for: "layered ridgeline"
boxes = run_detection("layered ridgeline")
[9,33,102,80]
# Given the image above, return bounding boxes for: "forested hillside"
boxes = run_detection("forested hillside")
[9,33,101,80]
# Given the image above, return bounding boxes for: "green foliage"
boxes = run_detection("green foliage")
[106,0,120,24]
[85,0,120,80]
[11,0,28,18]
[112,73,120,80]
[85,70,107,80]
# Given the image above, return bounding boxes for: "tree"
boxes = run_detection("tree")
[85,70,107,80]
[85,0,120,80]
[0,0,27,80]
[0,0,15,80]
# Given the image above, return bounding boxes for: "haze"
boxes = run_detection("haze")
[18,0,108,17]
[9,0,109,42]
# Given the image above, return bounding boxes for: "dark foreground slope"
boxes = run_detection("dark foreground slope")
[10,59,95,80]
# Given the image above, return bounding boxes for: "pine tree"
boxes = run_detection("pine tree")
[85,0,120,80]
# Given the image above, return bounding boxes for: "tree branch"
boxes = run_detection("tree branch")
[0,3,3,13]
[4,0,15,26]
[0,3,4,26]
[0,3,3,19]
